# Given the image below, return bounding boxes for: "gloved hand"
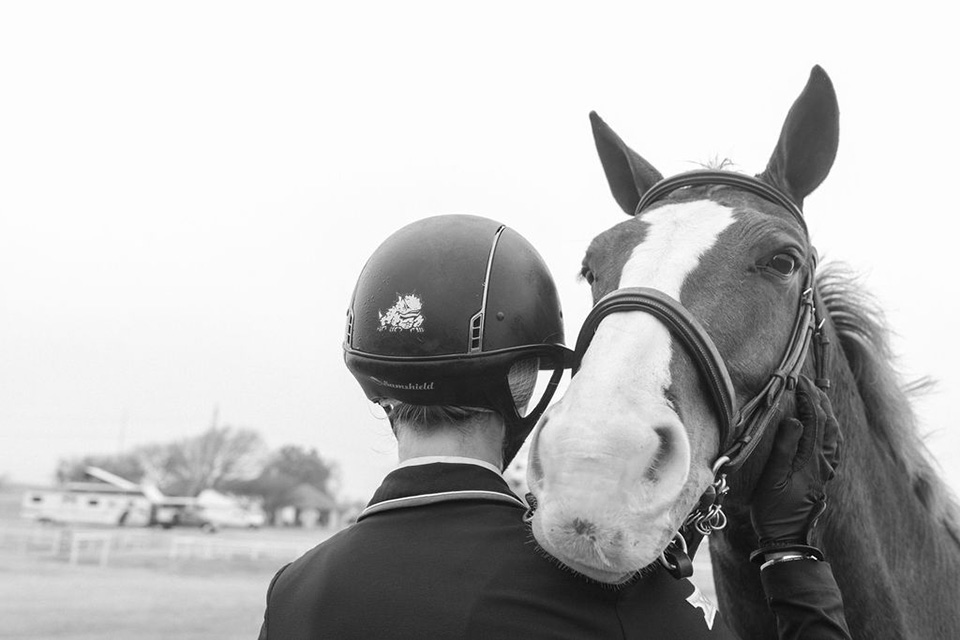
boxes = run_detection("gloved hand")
[750,376,842,550]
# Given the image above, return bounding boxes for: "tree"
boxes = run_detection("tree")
[135,442,181,492]
[54,426,267,496]
[268,445,337,490]
[159,426,267,496]
[56,452,145,485]
[226,445,338,523]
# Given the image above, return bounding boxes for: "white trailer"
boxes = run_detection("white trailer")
[21,485,152,526]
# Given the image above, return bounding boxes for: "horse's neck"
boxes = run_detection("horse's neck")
[712,351,960,640]
[814,364,960,638]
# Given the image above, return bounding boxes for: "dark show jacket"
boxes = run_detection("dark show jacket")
[258,460,738,639]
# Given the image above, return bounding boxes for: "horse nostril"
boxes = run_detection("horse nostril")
[644,426,675,482]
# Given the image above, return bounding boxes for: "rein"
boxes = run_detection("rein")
[572,170,830,578]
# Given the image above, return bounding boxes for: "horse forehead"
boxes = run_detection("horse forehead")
[618,200,737,297]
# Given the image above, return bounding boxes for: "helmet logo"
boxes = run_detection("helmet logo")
[369,376,435,391]
[378,294,425,333]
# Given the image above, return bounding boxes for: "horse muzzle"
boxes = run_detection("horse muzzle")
[526,395,692,582]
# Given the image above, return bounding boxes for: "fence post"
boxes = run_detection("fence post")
[68,534,80,565]
[46,530,62,556]
[99,538,110,567]
[169,537,183,560]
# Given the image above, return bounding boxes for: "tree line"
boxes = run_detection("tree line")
[56,426,339,520]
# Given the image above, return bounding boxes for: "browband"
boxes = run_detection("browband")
[634,170,807,235]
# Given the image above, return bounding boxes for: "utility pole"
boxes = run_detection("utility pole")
[118,407,128,454]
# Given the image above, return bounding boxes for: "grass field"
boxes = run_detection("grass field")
[0,522,334,640]
[0,548,277,639]
[0,486,329,640]
[0,486,717,639]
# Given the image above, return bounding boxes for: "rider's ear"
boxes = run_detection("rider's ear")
[590,111,663,216]
[759,65,839,208]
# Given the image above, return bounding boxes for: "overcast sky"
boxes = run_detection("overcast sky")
[1,2,957,501]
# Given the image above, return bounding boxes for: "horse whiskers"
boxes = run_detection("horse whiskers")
[560,522,627,569]
[591,539,614,567]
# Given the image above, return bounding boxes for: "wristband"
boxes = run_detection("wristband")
[760,553,818,571]
[750,543,825,564]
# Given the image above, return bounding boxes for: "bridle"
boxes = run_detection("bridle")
[572,170,831,578]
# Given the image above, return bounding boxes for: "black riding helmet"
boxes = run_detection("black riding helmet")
[344,214,573,467]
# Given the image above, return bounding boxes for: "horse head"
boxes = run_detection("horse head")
[526,66,839,584]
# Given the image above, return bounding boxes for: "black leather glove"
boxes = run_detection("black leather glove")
[750,376,842,551]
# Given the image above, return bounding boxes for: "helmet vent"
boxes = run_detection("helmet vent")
[468,225,505,353]
[345,310,355,346]
[469,311,483,352]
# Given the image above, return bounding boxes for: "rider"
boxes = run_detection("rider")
[258,214,851,639]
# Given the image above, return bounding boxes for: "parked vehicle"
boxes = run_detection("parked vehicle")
[194,489,266,530]
[20,467,264,531]
[21,486,152,527]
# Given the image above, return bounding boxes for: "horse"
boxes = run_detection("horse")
[524,66,960,639]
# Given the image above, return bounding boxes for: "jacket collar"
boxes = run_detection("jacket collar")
[358,460,527,521]
[396,455,502,476]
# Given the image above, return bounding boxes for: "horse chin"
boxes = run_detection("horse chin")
[529,504,679,585]
[548,556,643,585]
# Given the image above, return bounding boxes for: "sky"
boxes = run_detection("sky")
[1,2,958,501]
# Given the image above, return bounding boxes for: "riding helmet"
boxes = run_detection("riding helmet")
[344,214,573,465]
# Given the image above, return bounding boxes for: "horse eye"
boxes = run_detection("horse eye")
[580,266,595,285]
[768,253,798,275]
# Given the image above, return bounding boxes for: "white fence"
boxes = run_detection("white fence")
[68,530,113,566]
[0,525,319,567]
[0,525,64,555]
[169,536,309,562]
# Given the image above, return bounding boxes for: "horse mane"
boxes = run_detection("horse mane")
[693,157,737,171]
[817,263,960,546]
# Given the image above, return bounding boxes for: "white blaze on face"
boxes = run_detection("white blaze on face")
[528,199,736,583]
[619,200,736,295]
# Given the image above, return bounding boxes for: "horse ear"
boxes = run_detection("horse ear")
[760,66,840,207]
[590,111,663,216]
